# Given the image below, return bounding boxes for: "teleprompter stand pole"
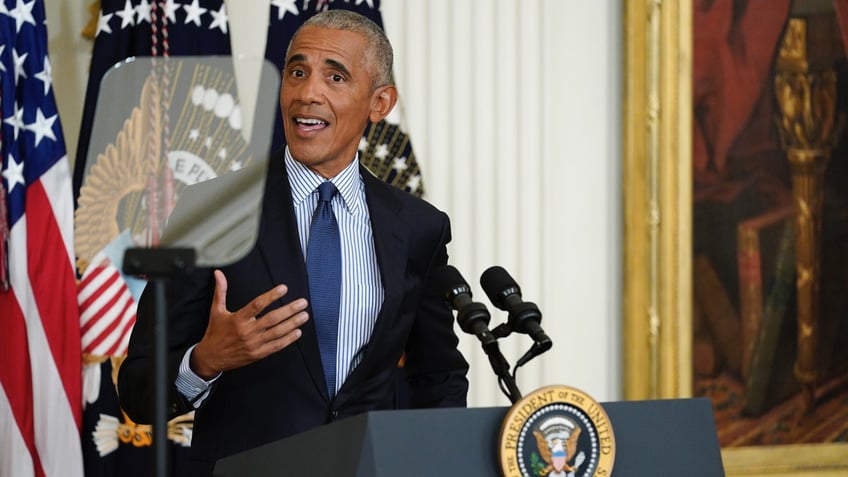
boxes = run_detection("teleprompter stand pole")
[123,247,196,477]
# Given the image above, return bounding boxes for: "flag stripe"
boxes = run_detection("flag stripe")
[107,308,137,356]
[78,266,121,313]
[0,289,43,477]
[81,293,126,345]
[80,274,124,332]
[83,292,133,353]
[24,179,82,427]
[40,157,75,269]
[101,301,136,357]
[0,387,38,477]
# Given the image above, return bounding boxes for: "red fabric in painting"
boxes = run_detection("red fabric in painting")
[833,0,848,54]
[693,0,791,183]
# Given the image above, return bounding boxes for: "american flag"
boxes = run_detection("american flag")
[0,1,84,476]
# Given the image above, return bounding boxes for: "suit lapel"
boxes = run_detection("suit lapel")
[257,154,328,400]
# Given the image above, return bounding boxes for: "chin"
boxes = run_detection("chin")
[287,144,322,163]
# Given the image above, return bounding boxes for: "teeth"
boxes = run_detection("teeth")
[296,118,326,125]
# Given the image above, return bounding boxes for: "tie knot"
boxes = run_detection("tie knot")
[317,181,337,203]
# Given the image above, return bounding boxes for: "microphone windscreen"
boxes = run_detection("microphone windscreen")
[480,266,518,308]
[430,265,469,298]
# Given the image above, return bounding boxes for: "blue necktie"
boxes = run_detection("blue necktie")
[306,181,341,398]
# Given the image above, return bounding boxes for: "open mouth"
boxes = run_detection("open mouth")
[294,117,328,132]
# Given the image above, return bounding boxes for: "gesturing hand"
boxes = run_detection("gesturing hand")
[190,270,309,379]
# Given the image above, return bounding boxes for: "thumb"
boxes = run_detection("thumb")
[211,269,229,313]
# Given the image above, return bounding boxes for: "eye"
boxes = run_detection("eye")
[290,68,306,78]
[330,74,344,83]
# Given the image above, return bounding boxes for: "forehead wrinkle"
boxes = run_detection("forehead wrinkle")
[286,52,307,67]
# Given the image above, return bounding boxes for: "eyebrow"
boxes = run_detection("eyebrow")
[325,59,352,79]
[285,54,352,79]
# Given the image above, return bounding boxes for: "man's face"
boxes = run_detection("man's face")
[281,25,378,178]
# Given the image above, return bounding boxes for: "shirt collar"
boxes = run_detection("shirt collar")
[284,146,362,215]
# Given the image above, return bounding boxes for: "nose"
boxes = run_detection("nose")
[295,74,324,104]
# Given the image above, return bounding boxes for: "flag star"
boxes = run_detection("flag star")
[34,56,52,95]
[355,0,374,8]
[218,148,227,159]
[229,161,243,171]
[136,0,151,24]
[209,4,228,34]
[0,45,5,72]
[183,0,207,27]
[12,49,28,82]
[0,2,8,15]
[358,136,368,151]
[204,136,212,148]
[2,154,25,194]
[271,0,299,21]
[188,128,199,140]
[406,174,421,192]
[10,0,37,33]
[25,108,58,147]
[4,103,24,140]
[374,143,389,160]
[115,0,136,29]
[164,0,179,23]
[97,11,114,35]
[391,157,408,172]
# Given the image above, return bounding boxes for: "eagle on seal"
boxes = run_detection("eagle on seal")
[533,421,581,475]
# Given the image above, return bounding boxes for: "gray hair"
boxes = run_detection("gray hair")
[290,10,394,89]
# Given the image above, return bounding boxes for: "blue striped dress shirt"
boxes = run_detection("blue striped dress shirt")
[284,148,383,393]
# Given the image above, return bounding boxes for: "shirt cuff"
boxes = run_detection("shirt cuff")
[175,344,221,408]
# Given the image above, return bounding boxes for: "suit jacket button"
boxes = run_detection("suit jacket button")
[330,410,339,420]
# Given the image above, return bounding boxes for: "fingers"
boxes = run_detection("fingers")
[254,299,309,356]
[211,269,229,313]
[258,310,309,355]
[239,283,289,320]
[215,268,290,322]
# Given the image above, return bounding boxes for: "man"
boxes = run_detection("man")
[117,10,469,475]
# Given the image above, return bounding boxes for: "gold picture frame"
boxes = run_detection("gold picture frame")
[622,1,848,475]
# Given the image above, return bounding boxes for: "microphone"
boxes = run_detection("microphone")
[432,265,497,349]
[433,265,523,402]
[480,266,552,366]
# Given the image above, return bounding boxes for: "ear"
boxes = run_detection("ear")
[369,85,398,123]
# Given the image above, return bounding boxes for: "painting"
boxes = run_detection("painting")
[623,0,848,475]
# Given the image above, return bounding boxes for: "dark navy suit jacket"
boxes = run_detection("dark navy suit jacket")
[118,149,469,475]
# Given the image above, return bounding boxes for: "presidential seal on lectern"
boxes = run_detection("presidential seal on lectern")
[498,385,615,477]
